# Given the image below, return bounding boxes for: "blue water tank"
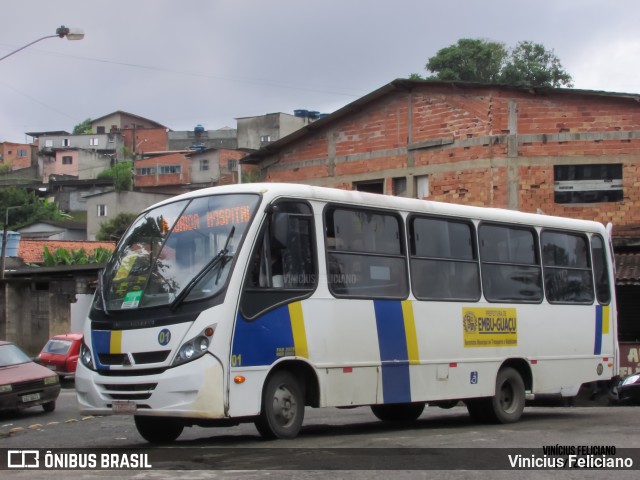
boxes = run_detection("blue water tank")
[308,111,320,120]
[294,109,309,118]
[0,231,20,257]
[194,124,205,133]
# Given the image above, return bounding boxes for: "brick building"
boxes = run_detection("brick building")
[244,79,640,229]
[243,79,640,361]
[0,141,32,170]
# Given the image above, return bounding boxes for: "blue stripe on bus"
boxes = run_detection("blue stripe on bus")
[373,300,411,404]
[594,305,603,355]
[91,330,111,370]
[232,306,294,367]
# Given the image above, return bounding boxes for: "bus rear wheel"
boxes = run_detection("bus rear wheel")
[488,367,525,423]
[255,371,305,439]
[371,402,425,422]
[134,415,184,443]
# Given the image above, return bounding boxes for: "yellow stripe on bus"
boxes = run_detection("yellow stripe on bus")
[402,300,420,365]
[110,330,122,354]
[602,305,610,334]
[289,302,308,358]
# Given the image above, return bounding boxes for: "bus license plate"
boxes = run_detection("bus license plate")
[112,400,137,414]
[21,393,40,402]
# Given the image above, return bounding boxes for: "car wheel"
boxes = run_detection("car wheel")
[42,401,56,413]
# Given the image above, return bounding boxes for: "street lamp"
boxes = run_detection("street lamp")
[0,25,85,63]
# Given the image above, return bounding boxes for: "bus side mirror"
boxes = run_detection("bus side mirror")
[271,212,289,249]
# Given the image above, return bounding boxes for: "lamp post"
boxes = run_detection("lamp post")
[0,206,22,280]
[0,25,85,63]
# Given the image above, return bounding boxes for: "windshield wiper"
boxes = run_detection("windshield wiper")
[98,269,109,316]
[169,226,235,312]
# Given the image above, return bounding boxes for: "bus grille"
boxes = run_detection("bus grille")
[98,350,170,366]
[98,383,158,401]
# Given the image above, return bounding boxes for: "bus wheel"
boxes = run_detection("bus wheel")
[255,371,305,439]
[489,367,525,424]
[371,402,425,421]
[134,415,184,443]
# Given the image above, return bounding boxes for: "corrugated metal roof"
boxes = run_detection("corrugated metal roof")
[616,252,640,285]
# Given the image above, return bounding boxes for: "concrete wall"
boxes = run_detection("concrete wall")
[168,128,238,150]
[237,113,307,150]
[85,191,173,240]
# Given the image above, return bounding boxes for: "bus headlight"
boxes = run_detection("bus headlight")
[172,325,216,367]
[80,342,94,369]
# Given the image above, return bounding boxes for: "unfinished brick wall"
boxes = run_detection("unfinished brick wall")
[255,81,640,229]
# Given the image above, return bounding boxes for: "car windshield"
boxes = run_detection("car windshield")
[0,344,31,367]
[101,193,260,310]
[43,339,72,355]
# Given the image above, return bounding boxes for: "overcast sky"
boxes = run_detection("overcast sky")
[1,0,640,143]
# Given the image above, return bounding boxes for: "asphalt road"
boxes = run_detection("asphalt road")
[1,381,639,479]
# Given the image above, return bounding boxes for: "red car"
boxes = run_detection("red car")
[36,333,83,378]
[0,340,60,412]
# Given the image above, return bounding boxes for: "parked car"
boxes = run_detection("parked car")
[609,372,640,405]
[36,333,83,378]
[0,340,60,412]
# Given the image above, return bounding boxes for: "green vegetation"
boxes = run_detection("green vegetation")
[42,246,113,266]
[0,187,64,229]
[98,160,133,192]
[95,212,138,242]
[72,118,93,135]
[415,38,573,88]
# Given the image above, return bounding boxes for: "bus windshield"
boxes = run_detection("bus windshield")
[100,193,260,311]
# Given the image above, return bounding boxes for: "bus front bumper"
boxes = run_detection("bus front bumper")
[75,353,226,419]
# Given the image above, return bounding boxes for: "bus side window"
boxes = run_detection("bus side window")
[591,235,611,305]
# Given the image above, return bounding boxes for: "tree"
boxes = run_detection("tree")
[423,38,573,88]
[96,212,138,242]
[499,41,573,88]
[0,187,64,229]
[426,38,507,83]
[72,118,93,135]
[97,160,133,192]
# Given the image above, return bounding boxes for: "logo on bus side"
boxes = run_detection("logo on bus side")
[462,307,518,348]
[158,329,171,346]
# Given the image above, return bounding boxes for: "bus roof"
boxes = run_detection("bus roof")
[145,183,608,234]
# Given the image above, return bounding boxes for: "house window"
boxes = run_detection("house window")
[415,175,429,199]
[97,205,107,217]
[554,164,623,203]
[62,138,70,147]
[136,167,155,176]
[200,159,209,171]
[44,140,53,147]
[89,138,99,146]
[97,126,105,134]
[62,156,73,165]
[159,165,181,174]
[353,180,384,194]
[17,149,28,158]
[392,177,407,196]
[260,135,271,143]
[227,159,238,171]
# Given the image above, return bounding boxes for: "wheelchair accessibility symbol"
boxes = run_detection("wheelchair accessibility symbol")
[470,371,478,384]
